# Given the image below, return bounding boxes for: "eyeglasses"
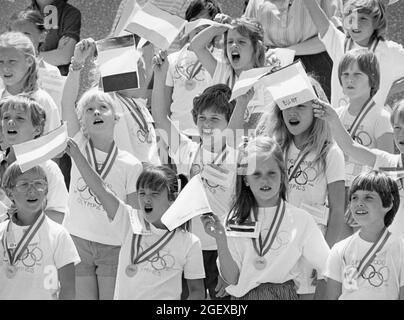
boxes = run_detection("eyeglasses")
[13,179,47,192]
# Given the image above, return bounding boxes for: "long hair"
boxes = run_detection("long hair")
[230,136,288,224]
[0,32,38,94]
[268,77,333,173]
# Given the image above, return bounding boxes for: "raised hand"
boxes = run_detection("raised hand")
[152,50,169,75]
[200,213,226,240]
[312,99,339,123]
[73,38,96,65]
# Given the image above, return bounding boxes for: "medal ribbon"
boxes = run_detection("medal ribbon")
[2,212,45,266]
[85,140,118,179]
[129,230,176,265]
[252,200,286,257]
[344,37,379,54]
[343,229,391,279]
[287,149,310,182]
[347,98,375,139]
[116,93,149,135]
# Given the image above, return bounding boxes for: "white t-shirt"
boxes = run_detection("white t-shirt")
[0,88,61,134]
[63,131,143,245]
[320,22,404,108]
[113,203,205,300]
[223,203,330,298]
[373,150,404,238]
[169,136,238,250]
[0,156,69,215]
[166,45,212,136]
[110,93,160,165]
[287,142,345,230]
[0,216,80,300]
[326,231,404,300]
[336,103,393,186]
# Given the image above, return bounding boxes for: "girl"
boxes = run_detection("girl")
[61,39,144,300]
[66,138,206,300]
[313,98,404,239]
[335,49,393,192]
[0,163,80,300]
[190,16,272,131]
[304,0,404,108]
[260,77,347,297]
[201,136,330,299]
[0,32,61,134]
[164,0,221,136]
[0,95,69,224]
[325,171,404,300]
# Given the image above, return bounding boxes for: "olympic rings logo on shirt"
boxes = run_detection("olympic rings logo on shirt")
[19,245,44,268]
[352,131,372,147]
[76,177,102,205]
[269,231,290,252]
[361,264,389,288]
[136,128,153,144]
[288,163,318,186]
[138,246,176,272]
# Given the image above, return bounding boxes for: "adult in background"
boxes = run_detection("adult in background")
[30,0,81,76]
[244,0,342,101]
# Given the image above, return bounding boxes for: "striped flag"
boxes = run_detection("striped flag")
[125,2,187,50]
[96,34,142,93]
[14,123,68,172]
[161,174,212,231]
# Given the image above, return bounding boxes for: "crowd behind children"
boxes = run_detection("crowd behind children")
[1,0,404,300]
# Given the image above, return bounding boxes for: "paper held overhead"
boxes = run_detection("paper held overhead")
[96,35,141,92]
[124,2,187,50]
[14,123,68,172]
[161,174,212,231]
[182,18,231,39]
[262,60,317,110]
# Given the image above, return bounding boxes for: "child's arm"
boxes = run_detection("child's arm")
[325,278,342,300]
[186,279,205,300]
[151,51,181,154]
[66,138,120,219]
[189,24,229,77]
[61,38,95,137]
[303,0,333,38]
[313,100,377,167]
[200,214,240,285]
[326,181,352,246]
[57,263,76,300]
[227,88,255,138]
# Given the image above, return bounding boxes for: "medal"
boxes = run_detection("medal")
[253,256,267,270]
[6,264,17,279]
[125,264,138,278]
[185,79,196,91]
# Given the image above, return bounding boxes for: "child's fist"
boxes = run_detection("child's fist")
[312,99,338,122]
[200,213,225,240]
[152,50,169,74]
[74,38,96,64]
[65,138,80,158]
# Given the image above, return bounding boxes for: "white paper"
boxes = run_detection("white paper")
[38,70,66,111]
[273,48,296,67]
[125,2,187,50]
[182,18,230,38]
[161,174,212,231]
[262,61,317,110]
[98,44,140,77]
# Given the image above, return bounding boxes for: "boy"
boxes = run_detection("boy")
[325,171,404,300]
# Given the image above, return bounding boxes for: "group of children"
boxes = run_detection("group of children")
[0,0,404,300]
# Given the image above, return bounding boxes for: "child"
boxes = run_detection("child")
[201,135,330,299]
[190,16,271,130]
[0,95,69,224]
[153,55,238,299]
[61,39,143,300]
[0,163,80,300]
[0,32,61,134]
[336,49,394,188]
[66,138,205,300]
[325,170,404,300]
[313,98,404,238]
[63,38,160,165]
[164,0,222,136]
[304,0,404,108]
[260,77,346,297]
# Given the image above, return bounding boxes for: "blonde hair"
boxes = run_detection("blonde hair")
[0,32,38,94]
[76,88,118,137]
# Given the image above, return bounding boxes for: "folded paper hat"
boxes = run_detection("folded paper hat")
[261,60,317,110]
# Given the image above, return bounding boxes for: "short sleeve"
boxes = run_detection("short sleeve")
[125,158,143,195]
[324,242,344,282]
[42,160,69,214]
[183,234,205,279]
[110,200,132,244]
[325,144,345,184]
[53,226,81,268]
[373,108,393,140]
[373,149,399,169]
[166,52,177,87]
[319,21,346,64]
[301,215,330,276]
[60,6,81,42]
